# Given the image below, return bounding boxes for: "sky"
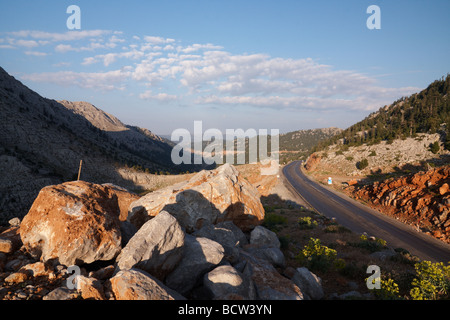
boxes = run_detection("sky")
[0,0,449,136]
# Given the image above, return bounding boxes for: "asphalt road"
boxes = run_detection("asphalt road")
[283,161,450,263]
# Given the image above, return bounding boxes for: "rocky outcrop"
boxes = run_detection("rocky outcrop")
[128,163,265,232]
[307,134,449,177]
[348,165,450,243]
[1,164,325,300]
[305,153,321,172]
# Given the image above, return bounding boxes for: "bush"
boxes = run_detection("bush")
[374,278,401,300]
[357,158,369,170]
[324,222,351,233]
[351,234,387,253]
[410,261,450,300]
[262,213,287,231]
[429,141,440,154]
[296,238,338,273]
[298,217,318,229]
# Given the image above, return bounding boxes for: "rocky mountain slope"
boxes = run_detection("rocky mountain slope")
[0,67,197,223]
[0,164,324,300]
[313,74,450,152]
[58,100,170,158]
[280,127,343,152]
[306,133,449,181]
[303,75,450,246]
[278,127,343,164]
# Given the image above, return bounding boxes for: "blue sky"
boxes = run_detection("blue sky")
[1,0,449,135]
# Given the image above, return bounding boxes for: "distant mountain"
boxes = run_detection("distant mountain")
[280,127,343,152]
[57,100,173,165]
[0,66,198,222]
[313,74,450,152]
[196,127,342,165]
[278,127,343,163]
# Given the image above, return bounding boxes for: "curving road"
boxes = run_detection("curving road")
[282,161,450,263]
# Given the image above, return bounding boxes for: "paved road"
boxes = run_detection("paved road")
[283,161,450,263]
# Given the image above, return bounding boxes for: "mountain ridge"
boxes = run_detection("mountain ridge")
[0,66,197,222]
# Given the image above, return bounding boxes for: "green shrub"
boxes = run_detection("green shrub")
[374,278,401,300]
[429,141,440,154]
[296,238,338,273]
[339,262,365,279]
[410,261,450,300]
[262,213,287,231]
[369,151,377,156]
[298,216,318,230]
[351,234,387,253]
[357,158,369,170]
[324,224,351,233]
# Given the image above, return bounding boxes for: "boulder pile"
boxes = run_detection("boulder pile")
[348,165,450,243]
[0,164,324,300]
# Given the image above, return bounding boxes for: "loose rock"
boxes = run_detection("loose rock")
[108,268,185,300]
[20,181,123,266]
[116,211,184,280]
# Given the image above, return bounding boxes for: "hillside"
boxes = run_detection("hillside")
[279,127,343,164]
[0,67,199,223]
[313,74,450,153]
[302,75,450,246]
[305,74,450,182]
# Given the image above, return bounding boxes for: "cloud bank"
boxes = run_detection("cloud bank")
[2,29,420,112]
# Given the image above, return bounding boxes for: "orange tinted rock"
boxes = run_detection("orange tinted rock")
[305,153,321,172]
[349,165,450,244]
[439,183,449,196]
[20,181,122,266]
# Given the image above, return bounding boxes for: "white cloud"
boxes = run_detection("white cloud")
[181,43,224,53]
[53,62,71,67]
[163,44,175,51]
[55,44,75,53]
[143,36,175,45]
[24,51,48,56]
[22,68,132,91]
[139,90,178,102]
[15,39,39,48]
